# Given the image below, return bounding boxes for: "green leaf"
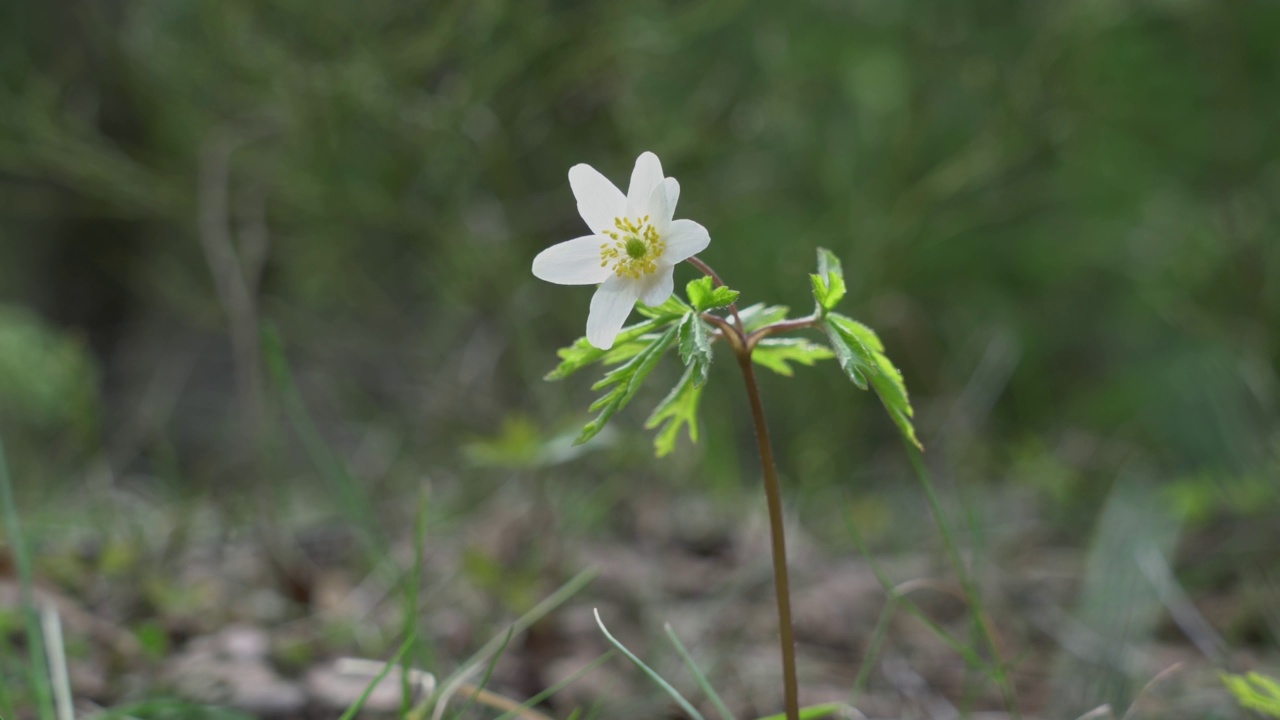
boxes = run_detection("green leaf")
[644,364,704,458]
[1223,672,1280,717]
[751,338,835,377]
[685,276,740,312]
[576,324,679,445]
[816,246,843,280]
[751,703,850,720]
[823,313,922,450]
[677,313,713,386]
[821,317,877,389]
[545,318,671,381]
[735,303,790,332]
[809,247,847,311]
[636,294,692,319]
[869,350,922,451]
[828,314,884,352]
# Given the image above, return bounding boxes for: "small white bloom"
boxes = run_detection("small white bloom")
[532,151,711,349]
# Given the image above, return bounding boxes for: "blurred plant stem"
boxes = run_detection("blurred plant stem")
[690,257,800,720]
[0,436,56,720]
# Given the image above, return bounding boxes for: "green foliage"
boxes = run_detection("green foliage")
[555,293,720,455]
[807,247,922,450]
[821,315,877,390]
[751,338,834,377]
[636,295,695,320]
[0,306,97,438]
[2,0,1277,505]
[809,248,846,312]
[1222,672,1280,717]
[752,704,849,720]
[577,323,679,445]
[677,312,714,386]
[645,365,704,458]
[463,414,598,469]
[685,276,740,312]
[736,303,791,333]
[824,313,920,450]
[548,322,668,382]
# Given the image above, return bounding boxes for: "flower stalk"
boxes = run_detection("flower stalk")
[736,349,801,720]
[692,256,801,720]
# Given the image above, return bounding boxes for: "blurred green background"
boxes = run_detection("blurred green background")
[1,0,1277,526]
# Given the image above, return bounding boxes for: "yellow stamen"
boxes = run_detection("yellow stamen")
[598,215,665,279]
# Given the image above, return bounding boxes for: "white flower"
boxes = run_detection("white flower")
[532,151,711,349]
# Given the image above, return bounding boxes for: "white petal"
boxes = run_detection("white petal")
[532,235,611,285]
[662,177,680,212]
[638,267,675,307]
[587,275,643,349]
[626,152,664,219]
[662,219,710,264]
[645,181,672,236]
[569,164,626,233]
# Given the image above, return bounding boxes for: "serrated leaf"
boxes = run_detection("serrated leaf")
[810,248,847,311]
[677,313,713,386]
[545,318,672,381]
[822,317,877,389]
[822,312,922,450]
[809,273,846,312]
[735,303,790,333]
[576,324,678,445]
[827,314,884,352]
[685,276,740,312]
[601,339,653,366]
[816,247,843,280]
[636,294,691,319]
[644,364,704,458]
[869,350,921,450]
[751,338,835,377]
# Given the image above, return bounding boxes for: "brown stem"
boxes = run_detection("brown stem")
[736,352,801,720]
[745,314,823,352]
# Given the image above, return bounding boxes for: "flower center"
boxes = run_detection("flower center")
[599,215,666,279]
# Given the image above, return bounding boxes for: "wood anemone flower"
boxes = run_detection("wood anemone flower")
[533,151,710,349]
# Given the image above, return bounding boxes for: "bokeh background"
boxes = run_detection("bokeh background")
[1,0,1278,717]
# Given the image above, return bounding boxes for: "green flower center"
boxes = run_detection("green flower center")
[599,215,666,279]
[624,237,648,260]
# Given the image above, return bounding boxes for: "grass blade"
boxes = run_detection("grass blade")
[903,443,1020,716]
[423,568,596,719]
[0,435,56,720]
[663,624,737,720]
[262,326,385,556]
[338,633,417,720]
[447,627,513,720]
[492,651,614,720]
[40,604,73,720]
[843,503,997,678]
[593,608,705,720]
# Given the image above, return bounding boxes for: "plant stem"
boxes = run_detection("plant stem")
[736,353,800,720]
[688,256,800,720]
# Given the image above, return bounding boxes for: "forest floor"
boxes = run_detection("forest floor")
[0,481,1270,720]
